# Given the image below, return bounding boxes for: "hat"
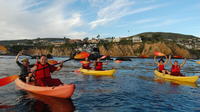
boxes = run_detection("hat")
[21,58,29,62]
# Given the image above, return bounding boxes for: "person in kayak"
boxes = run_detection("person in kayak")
[82,58,92,69]
[15,51,34,82]
[31,55,64,86]
[154,55,170,74]
[94,58,108,70]
[169,57,186,76]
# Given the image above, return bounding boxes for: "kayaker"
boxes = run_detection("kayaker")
[15,51,34,82]
[169,57,186,76]
[154,55,170,74]
[31,55,64,86]
[94,58,108,70]
[82,58,92,69]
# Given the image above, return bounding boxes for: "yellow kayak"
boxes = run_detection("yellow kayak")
[154,77,198,88]
[154,70,199,83]
[196,61,200,64]
[79,68,116,76]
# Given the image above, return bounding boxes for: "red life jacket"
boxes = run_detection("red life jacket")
[95,62,103,70]
[171,65,180,73]
[82,61,91,69]
[158,64,165,71]
[35,62,54,79]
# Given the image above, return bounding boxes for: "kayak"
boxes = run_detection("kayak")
[154,70,199,83]
[196,61,200,64]
[15,78,75,99]
[154,77,198,88]
[79,68,116,76]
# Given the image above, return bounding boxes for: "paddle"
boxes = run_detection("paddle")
[0,75,19,87]
[33,58,71,72]
[74,52,90,59]
[48,60,58,65]
[154,51,165,56]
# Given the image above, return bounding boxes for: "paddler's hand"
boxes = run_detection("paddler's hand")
[17,51,23,56]
[59,61,64,68]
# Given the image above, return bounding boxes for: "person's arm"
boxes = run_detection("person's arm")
[168,55,172,65]
[31,65,37,73]
[55,61,64,71]
[154,56,158,64]
[15,51,23,62]
[180,58,186,67]
[164,55,169,65]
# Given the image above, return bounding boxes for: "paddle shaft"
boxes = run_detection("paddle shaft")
[33,58,72,72]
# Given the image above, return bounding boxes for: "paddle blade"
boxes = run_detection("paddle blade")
[100,55,107,59]
[139,55,148,58]
[154,51,165,56]
[0,75,18,87]
[173,56,183,58]
[114,60,123,63]
[74,52,90,59]
[80,61,84,64]
[74,69,80,73]
[48,60,58,65]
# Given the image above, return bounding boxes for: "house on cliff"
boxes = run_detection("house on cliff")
[122,36,142,43]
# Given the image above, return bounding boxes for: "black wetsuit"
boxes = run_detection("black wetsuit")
[16,61,34,82]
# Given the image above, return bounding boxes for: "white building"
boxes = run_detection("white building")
[113,38,120,42]
[131,36,142,43]
[185,44,193,49]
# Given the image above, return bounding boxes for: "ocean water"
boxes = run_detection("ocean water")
[1,56,200,112]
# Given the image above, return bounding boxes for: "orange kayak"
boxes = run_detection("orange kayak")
[114,60,123,63]
[15,78,75,99]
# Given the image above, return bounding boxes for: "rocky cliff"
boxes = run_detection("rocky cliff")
[99,42,194,58]
[25,47,71,56]
[7,41,195,58]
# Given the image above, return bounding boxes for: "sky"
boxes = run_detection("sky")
[0,0,199,40]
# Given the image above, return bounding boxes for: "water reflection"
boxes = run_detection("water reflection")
[0,103,13,109]
[1,56,200,111]
[26,93,75,112]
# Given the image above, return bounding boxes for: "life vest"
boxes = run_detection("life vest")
[82,61,91,69]
[95,62,103,70]
[171,65,180,73]
[158,64,165,71]
[35,62,51,79]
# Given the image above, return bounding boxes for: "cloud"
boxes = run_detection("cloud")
[89,0,164,29]
[0,0,87,40]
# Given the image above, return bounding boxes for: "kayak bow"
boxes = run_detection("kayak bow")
[15,78,75,98]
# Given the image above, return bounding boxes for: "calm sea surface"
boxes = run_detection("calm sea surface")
[1,56,200,112]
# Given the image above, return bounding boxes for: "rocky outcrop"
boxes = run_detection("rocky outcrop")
[0,45,8,54]
[141,42,191,58]
[99,42,193,58]
[99,43,142,57]
[25,47,72,56]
